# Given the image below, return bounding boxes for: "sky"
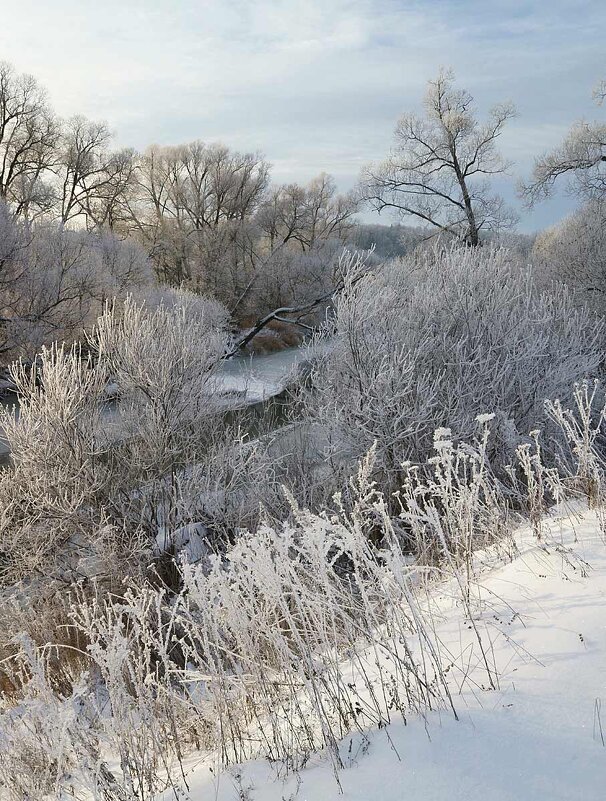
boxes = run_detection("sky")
[0,0,604,232]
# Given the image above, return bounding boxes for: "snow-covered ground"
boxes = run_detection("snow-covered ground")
[157,506,606,801]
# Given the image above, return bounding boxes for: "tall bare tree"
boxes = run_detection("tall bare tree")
[132,141,269,233]
[127,141,269,284]
[0,62,59,220]
[79,146,138,231]
[56,115,136,227]
[363,69,516,246]
[257,173,358,252]
[522,78,606,204]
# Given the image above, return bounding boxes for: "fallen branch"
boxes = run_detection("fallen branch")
[223,249,371,358]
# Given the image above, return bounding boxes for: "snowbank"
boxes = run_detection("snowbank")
[157,507,606,801]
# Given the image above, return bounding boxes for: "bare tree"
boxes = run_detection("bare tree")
[131,142,269,233]
[80,146,138,231]
[56,115,136,227]
[0,61,59,219]
[128,141,269,285]
[257,173,358,252]
[522,78,606,204]
[362,69,516,246]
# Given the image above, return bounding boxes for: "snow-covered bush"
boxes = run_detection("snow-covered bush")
[302,243,605,501]
[95,291,229,474]
[545,379,606,508]
[532,199,606,312]
[398,416,510,569]
[0,344,110,583]
[0,291,237,586]
[0,206,154,365]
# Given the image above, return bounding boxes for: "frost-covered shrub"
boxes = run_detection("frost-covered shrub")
[532,199,606,312]
[92,230,154,299]
[545,379,606,509]
[95,291,230,474]
[398,416,510,568]
[0,206,154,365]
[302,243,605,497]
[0,292,237,586]
[0,344,110,583]
[0,449,458,798]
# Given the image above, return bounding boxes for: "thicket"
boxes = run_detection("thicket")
[1,376,605,799]
[296,244,605,513]
[0,58,360,351]
[0,241,605,798]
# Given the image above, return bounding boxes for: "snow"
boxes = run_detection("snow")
[156,506,606,801]
[216,345,311,404]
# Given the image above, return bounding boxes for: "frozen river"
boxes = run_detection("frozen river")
[216,344,312,403]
